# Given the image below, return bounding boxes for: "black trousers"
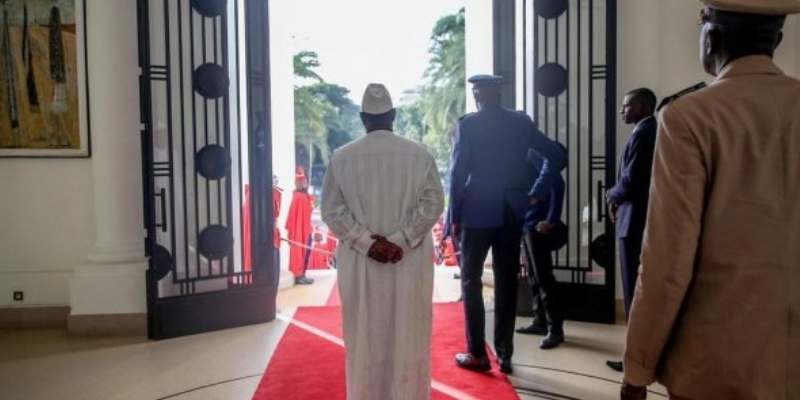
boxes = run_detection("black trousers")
[301,233,313,276]
[460,223,522,360]
[522,230,563,333]
[618,235,642,319]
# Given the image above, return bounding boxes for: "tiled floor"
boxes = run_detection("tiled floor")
[0,267,667,400]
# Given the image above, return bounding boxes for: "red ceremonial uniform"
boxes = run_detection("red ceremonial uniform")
[240,184,282,284]
[285,190,313,277]
[242,184,253,276]
[325,232,338,257]
[443,238,459,266]
[308,231,329,270]
[273,186,282,249]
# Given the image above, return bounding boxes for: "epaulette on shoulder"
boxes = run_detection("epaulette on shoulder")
[458,112,475,122]
[657,82,707,112]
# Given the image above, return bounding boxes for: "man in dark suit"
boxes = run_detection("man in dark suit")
[515,147,568,350]
[450,74,566,374]
[605,87,657,372]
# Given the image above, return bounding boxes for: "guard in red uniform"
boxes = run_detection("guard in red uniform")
[308,228,330,270]
[285,167,315,285]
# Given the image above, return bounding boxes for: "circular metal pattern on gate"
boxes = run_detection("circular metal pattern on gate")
[196,144,230,180]
[193,63,229,99]
[191,0,227,18]
[153,245,173,281]
[535,0,568,19]
[589,233,614,270]
[535,62,568,98]
[198,225,233,260]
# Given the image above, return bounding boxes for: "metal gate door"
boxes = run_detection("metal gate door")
[138,0,277,339]
[519,0,617,323]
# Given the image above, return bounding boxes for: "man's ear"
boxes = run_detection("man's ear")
[775,31,784,49]
[705,28,718,57]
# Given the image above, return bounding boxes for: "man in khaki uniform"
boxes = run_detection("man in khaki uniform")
[620,0,800,399]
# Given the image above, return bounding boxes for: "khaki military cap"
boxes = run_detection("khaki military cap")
[699,0,800,15]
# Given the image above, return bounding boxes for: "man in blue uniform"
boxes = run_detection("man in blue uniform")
[605,87,658,373]
[450,74,566,374]
[515,147,567,350]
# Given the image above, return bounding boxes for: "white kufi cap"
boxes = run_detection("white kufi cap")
[361,83,394,115]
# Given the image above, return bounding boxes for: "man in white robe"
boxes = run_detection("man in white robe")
[321,83,445,400]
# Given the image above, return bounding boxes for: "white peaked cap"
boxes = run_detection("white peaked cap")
[361,83,394,115]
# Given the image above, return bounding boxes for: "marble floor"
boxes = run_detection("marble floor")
[0,267,667,400]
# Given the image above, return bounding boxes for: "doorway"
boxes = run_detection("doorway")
[137,0,618,340]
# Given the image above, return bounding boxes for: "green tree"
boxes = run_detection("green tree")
[417,8,466,171]
[396,100,426,143]
[307,83,362,152]
[423,8,466,134]
[293,52,363,184]
[293,51,331,170]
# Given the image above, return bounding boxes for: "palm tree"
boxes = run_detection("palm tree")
[418,8,466,169]
[423,8,466,136]
[293,51,330,169]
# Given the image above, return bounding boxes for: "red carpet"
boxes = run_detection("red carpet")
[252,302,519,400]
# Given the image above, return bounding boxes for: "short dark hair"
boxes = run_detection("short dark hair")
[360,109,396,132]
[713,24,784,59]
[626,88,657,114]
[703,8,786,59]
[473,84,502,106]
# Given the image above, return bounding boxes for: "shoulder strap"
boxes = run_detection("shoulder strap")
[657,82,707,112]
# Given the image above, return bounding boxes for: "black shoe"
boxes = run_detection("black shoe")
[515,322,548,335]
[539,332,564,349]
[498,357,513,374]
[295,276,315,285]
[454,353,491,372]
[606,360,623,372]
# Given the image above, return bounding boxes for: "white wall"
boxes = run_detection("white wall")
[614,1,798,301]
[0,161,95,307]
[0,0,95,309]
[619,1,798,130]
[776,18,798,76]
[465,0,495,113]
[269,0,299,288]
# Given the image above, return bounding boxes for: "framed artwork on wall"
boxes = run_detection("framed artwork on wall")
[0,0,89,158]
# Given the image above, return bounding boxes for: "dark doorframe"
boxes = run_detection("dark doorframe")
[497,0,618,323]
[138,0,279,340]
[493,0,516,108]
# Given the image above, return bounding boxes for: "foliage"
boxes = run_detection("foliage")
[404,8,466,172]
[396,101,425,143]
[293,52,361,172]
[422,8,466,136]
[308,83,363,151]
[292,7,465,177]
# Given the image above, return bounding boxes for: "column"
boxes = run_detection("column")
[69,0,147,332]
[270,0,297,289]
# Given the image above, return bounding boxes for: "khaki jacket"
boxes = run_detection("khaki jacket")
[623,56,800,400]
